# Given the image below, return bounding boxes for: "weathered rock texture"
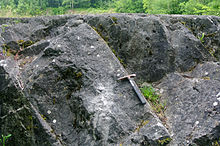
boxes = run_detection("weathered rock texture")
[86,14,219,82]
[0,14,219,146]
[157,62,220,146]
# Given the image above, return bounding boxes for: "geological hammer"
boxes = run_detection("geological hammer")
[118,74,146,104]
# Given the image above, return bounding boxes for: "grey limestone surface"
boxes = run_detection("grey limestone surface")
[0,14,219,145]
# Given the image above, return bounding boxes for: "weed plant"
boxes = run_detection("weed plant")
[141,85,166,114]
[0,134,12,146]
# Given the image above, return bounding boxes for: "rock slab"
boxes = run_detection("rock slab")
[0,14,219,146]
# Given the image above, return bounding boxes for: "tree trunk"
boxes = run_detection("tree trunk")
[71,0,74,9]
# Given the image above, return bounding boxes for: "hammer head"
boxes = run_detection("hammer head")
[118,74,136,80]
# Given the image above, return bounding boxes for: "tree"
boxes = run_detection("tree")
[91,0,113,8]
[48,0,62,7]
[0,0,16,9]
[114,0,144,13]
[62,0,91,8]
[16,0,30,14]
[62,0,74,8]
[16,0,45,15]
[180,0,220,16]
[143,0,186,14]
[1,0,219,17]
[143,0,150,13]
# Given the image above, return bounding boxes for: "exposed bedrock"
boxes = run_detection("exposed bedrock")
[86,14,219,82]
[0,14,219,145]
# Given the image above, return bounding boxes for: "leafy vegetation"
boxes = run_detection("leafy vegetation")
[141,85,159,104]
[114,0,144,13]
[141,85,166,114]
[213,137,220,146]
[198,32,205,43]
[0,0,219,17]
[158,137,172,145]
[143,0,220,15]
[0,134,12,146]
[141,85,168,125]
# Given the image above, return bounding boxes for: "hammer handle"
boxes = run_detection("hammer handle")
[128,78,147,104]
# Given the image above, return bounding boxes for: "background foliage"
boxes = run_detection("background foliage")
[0,0,219,17]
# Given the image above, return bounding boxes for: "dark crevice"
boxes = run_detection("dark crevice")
[192,86,200,93]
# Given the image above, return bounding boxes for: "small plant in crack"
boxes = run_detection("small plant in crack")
[198,32,205,43]
[1,24,10,33]
[0,134,12,146]
[141,85,159,104]
[140,85,166,113]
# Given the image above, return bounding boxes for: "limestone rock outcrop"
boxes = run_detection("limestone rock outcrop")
[0,14,219,146]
